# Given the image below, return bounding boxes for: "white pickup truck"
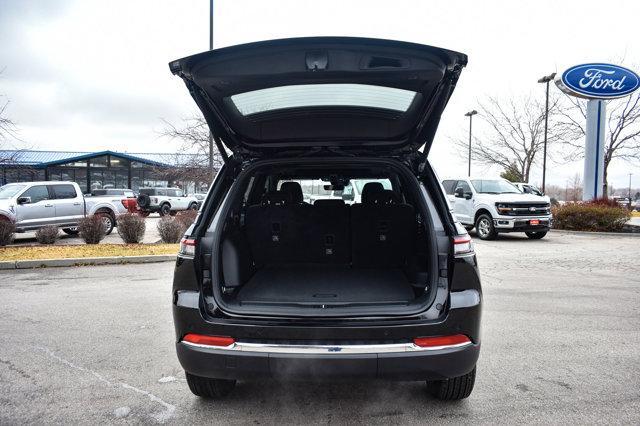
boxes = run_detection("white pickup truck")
[442,177,552,240]
[0,181,130,235]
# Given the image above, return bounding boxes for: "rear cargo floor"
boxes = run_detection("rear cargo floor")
[236,265,414,306]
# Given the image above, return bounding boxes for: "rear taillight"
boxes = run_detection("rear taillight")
[413,334,471,349]
[182,334,235,347]
[179,237,196,257]
[453,234,473,256]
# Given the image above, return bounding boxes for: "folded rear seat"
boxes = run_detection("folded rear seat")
[351,182,415,268]
[245,191,296,267]
[307,199,350,263]
[245,184,351,266]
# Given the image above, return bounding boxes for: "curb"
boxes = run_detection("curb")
[0,254,176,270]
[550,229,640,237]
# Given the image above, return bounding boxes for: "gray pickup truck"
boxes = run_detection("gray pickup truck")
[0,181,130,235]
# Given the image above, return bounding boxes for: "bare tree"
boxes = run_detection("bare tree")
[543,183,564,202]
[147,152,213,192]
[565,173,583,201]
[159,115,224,170]
[0,99,18,143]
[0,72,22,168]
[0,69,19,144]
[556,91,640,195]
[455,94,569,182]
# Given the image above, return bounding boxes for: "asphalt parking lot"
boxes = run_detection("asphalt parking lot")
[0,231,639,424]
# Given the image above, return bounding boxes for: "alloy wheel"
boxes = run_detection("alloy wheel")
[477,218,491,238]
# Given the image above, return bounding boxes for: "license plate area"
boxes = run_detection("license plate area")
[529,219,540,225]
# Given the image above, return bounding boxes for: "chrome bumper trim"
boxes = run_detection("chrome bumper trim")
[181,340,472,354]
[493,216,551,229]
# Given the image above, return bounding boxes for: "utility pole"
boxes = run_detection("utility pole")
[208,0,215,181]
[464,110,477,176]
[537,72,556,192]
[629,173,633,210]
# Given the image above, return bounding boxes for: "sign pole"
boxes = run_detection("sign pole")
[582,99,606,200]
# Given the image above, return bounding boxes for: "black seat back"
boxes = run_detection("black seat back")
[245,191,296,266]
[351,186,415,268]
[307,199,350,263]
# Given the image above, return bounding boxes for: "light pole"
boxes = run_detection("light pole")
[208,0,215,181]
[464,110,478,176]
[629,173,633,209]
[537,72,556,192]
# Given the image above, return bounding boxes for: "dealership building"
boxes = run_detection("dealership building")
[0,150,210,194]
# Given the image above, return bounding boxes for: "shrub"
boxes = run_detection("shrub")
[586,197,620,208]
[117,213,146,244]
[552,202,630,232]
[157,216,184,243]
[35,225,59,244]
[0,220,15,246]
[78,215,106,244]
[175,209,198,231]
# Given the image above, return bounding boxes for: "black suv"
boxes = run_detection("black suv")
[170,37,481,400]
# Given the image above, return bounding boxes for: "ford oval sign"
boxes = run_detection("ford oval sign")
[556,63,640,99]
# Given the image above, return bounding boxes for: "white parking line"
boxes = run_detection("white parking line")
[36,346,176,423]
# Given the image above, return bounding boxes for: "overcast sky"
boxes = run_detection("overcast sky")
[1,0,639,189]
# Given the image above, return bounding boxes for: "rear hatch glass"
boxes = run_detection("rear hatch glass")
[169,37,467,157]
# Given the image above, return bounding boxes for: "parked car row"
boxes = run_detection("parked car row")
[0,182,205,234]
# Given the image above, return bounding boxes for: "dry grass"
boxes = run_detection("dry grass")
[0,244,179,261]
[631,211,640,217]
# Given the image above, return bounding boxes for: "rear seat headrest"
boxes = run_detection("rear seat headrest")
[280,182,304,204]
[313,199,346,207]
[371,190,400,205]
[262,191,291,206]
[361,182,384,204]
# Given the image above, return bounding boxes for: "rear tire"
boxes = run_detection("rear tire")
[525,231,547,239]
[188,202,198,211]
[475,214,497,240]
[62,227,79,236]
[159,203,171,217]
[185,372,236,399]
[427,367,476,400]
[96,212,115,235]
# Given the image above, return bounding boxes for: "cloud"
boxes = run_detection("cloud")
[1,0,639,188]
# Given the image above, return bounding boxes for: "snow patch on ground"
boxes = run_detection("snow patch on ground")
[113,406,131,418]
[158,376,177,383]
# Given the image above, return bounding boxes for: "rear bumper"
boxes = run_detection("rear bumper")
[172,289,481,381]
[176,340,479,381]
